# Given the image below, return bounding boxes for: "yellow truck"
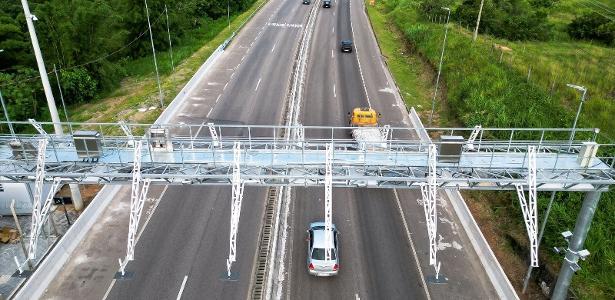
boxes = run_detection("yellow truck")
[347,107,387,150]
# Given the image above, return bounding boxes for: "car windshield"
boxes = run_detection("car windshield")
[312,248,336,260]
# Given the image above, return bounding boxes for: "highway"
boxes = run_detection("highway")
[284,0,428,298]
[39,0,498,298]
[104,0,310,298]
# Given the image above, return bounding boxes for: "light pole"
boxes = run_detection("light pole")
[144,0,164,108]
[566,83,587,149]
[429,7,450,126]
[473,0,485,41]
[20,0,63,135]
[227,0,231,29]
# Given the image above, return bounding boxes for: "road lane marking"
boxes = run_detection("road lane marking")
[176,275,188,300]
[332,27,335,33]
[230,72,236,79]
[348,0,372,108]
[331,49,334,58]
[271,41,277,52]
[333,84,336,98]
[102,186,169,300]
[255,78,262,91]
[241,55,246,62]
[393,189,432,300]
[355,294,360,300]
[223,82,229,91]
[207,107,214,118]
[216,94,222,103]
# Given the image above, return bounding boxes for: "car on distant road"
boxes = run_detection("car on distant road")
[307,221,339,276]
[303,0,311,4]
[340,40,353,53]
[323,0,332,7]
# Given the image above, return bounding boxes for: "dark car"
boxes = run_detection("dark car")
[323,0,331,7]
[303,0,310,4]
[340,40,353,53]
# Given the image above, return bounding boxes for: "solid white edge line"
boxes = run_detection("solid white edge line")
[393,189,432,300]
[272,41,277,52]
[216,94,222,103]
[102,186,169,300]
[176,275,189,300]
[348,0,371,108]
[207,107,214,117]
[333,84,336,98]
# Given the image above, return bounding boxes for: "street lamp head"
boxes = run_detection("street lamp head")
[30,14,38,21]
[566,83,586,93]
[441,7,450,11]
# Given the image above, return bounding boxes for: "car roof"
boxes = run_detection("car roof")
[312,229,336,248]
[341,40,352,44]
[310,221,337,248]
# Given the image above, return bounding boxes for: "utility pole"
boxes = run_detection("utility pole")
[21,0,84,211]
[227,0,231,29]
[164,4,174,71]
[473,0,485,41]
[429,7,450,126]
[145,0,164,108]
[20,0,63,135]
[566,84,587,150]
[0,90,16,138]
[552,191,602,300]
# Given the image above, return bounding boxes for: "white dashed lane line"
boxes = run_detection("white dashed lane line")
[255,78,262,91]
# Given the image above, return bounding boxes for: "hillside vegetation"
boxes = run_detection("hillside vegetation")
[0,0,257,128]
[368,0,614,298]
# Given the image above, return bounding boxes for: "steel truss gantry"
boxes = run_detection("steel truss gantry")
[118,141,151,277]
[0,122,613,192]
[227,141,245,277]
[420,144,441,278]
[515,146,539,267]
[324,143,333,261]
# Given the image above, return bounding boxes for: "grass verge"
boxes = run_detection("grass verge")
[367,0,615,299]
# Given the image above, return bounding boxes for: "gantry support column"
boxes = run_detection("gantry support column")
[551,191,602,300]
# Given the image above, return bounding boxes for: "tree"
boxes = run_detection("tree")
[568,12,615,45]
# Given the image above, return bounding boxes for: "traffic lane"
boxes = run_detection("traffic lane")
[288,188,367,300]
[180,187,268,300]
[289,187,428,300]
[302,3,347,139]
[170,0,307,131]
[395,189,500,299]
[107,186,267,300]
[169,0,288,128]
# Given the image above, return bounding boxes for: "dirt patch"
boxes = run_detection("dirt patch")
[463,191,549,300]
[56,184,103,212]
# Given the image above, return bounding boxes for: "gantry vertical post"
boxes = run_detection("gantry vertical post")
[118,141,151,277]
[515,146,538,267]
[421,144,441,278]
[551,191,602,300]
[227,141,245,277]
[324,143,333,261]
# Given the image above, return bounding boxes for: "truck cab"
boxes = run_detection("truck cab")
[348,107,379,127]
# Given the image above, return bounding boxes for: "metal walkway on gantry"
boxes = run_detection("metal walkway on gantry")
[1,121,614,191]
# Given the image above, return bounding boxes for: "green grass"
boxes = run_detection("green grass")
[366,4,434,117]
[67,0,267,125]
[367,0,615,298]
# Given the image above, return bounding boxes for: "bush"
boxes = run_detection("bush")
[453,0,553,41]
[58,67,98,104]
[568,12,615,45]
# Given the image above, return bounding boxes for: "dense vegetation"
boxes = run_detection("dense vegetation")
[568,11,615,45]
[0,0,256,123]
[370,0,614,298]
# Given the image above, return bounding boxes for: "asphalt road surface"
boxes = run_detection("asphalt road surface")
[105,0,309,298]
[284,0,429,298]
